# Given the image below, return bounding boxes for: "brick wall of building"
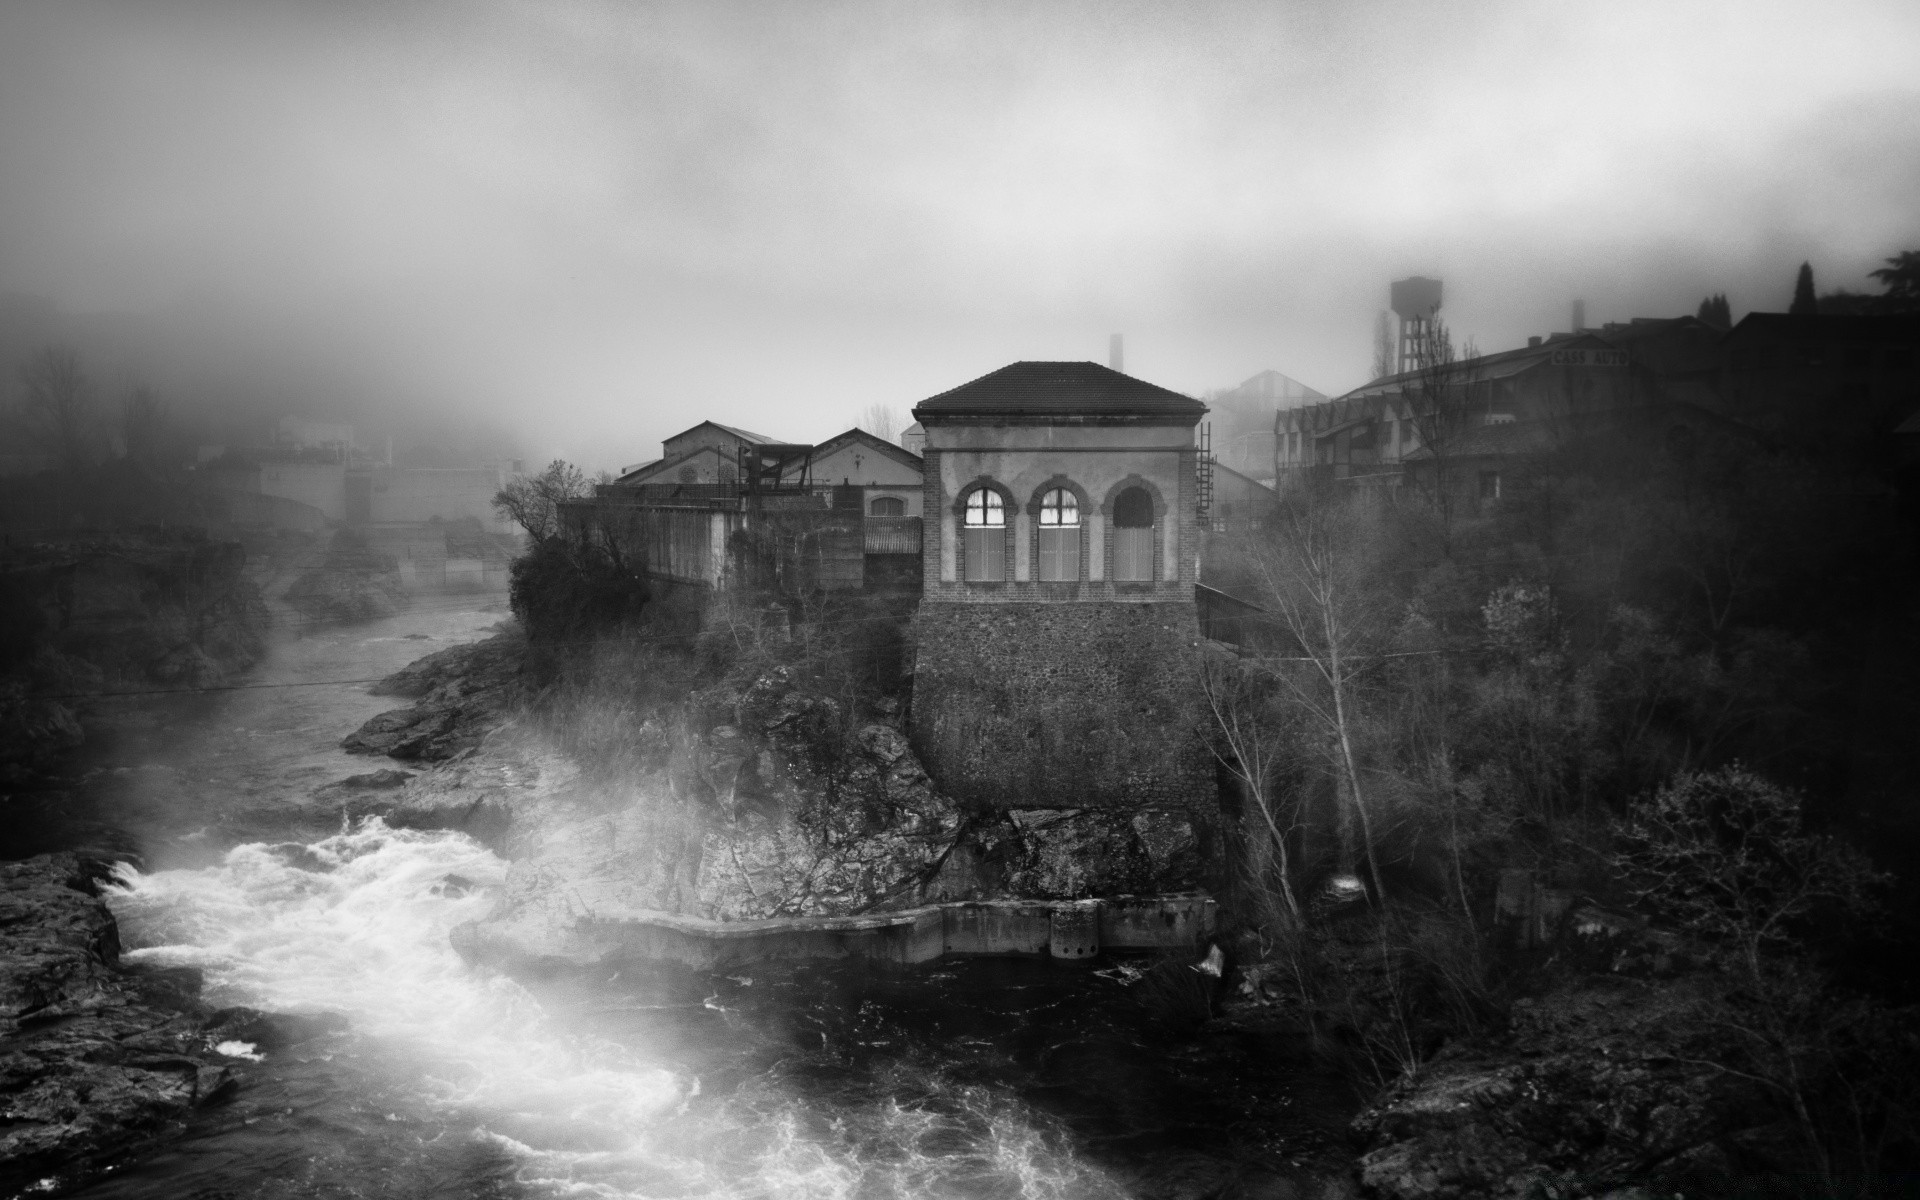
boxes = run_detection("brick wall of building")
[909,600,1216,813]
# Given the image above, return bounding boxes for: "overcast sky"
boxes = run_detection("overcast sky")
[2,0,1917,470]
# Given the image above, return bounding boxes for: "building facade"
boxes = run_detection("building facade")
[907,362,1216,814]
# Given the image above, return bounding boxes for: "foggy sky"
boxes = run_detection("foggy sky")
[2,0,1917,471]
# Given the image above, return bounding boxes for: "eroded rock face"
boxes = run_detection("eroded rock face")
[0,854,250,1193]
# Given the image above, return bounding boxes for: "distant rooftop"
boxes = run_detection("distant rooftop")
[914,361,1207,419]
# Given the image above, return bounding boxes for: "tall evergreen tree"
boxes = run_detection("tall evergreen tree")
[1696,293,1732,330]
[1790,262,1818,314]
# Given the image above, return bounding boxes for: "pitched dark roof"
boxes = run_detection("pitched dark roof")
[913,361,1206,418]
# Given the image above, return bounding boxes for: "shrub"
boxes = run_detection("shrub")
[508,535,648,647]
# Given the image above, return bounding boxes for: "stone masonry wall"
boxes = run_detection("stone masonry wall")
[909,600,1216,813]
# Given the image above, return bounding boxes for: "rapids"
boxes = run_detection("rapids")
[35,601,1341,1199]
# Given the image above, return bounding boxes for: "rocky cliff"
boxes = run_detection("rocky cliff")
[334,633,1208,973]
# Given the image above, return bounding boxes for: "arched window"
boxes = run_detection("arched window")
[869,495,905,517]
[1112,487,1154,581]
[1037,487,1080,581]
[962,487,1006,582]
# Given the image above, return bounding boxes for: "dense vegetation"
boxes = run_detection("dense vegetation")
[1204,405,1920,1192]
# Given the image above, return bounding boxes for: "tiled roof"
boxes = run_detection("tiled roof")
[914,361,1206,418]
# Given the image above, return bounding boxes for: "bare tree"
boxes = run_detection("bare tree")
[492,459,588,543]
[856,403,902,445]
[17,345,97,474]
[1244,491,1399,902]
[1402,320,1477,555]
[1372,310,1393,381]
[1201,652,1303,922]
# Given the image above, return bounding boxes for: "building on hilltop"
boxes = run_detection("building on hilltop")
[564,364,1225,817]
[907,361,1216,815]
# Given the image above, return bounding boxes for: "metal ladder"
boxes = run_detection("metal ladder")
[1196,421,1215,518]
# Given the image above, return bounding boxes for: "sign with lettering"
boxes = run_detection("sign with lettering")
[1549,348,1629,367]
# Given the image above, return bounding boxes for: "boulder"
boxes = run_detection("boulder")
[0,854,237,1193]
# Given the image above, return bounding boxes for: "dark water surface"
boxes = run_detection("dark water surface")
[29,603,1345,1199]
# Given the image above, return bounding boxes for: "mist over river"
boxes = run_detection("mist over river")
[27,604,1345,1200]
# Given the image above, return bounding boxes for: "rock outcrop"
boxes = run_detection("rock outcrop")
[0,854,243,1192]
[341,632,523,761]
[283,529,408,624]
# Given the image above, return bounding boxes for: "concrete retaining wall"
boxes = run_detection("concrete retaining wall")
[455,893,1217,975]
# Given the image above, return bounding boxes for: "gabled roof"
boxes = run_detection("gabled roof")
[807,426,924,469]
[1212,369,1328,407]
[914,361,1207,419]
[665,420,778,445]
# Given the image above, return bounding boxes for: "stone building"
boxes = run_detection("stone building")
[906,361,1216,814]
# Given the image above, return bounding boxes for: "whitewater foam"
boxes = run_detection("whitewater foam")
[104,819,1116,1199]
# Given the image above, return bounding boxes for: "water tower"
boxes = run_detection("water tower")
[1390,276,1443,375]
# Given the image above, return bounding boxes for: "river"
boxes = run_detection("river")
[37,601,1347,1200]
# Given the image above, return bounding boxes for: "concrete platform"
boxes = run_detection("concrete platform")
[453,893,1217,974]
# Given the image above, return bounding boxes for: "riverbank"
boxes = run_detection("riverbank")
[16,606,1883,1197]
[314,627,1375,1196]
[344,625,1918,1198]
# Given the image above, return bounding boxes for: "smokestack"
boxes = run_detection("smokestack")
[1109,333,1124,372]
[1571,299,1586,332]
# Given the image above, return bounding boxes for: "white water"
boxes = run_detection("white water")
[104,820,1115,1199]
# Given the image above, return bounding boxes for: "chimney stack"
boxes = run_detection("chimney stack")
[1109,333,1124,372]
[1571,299,1586,332]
